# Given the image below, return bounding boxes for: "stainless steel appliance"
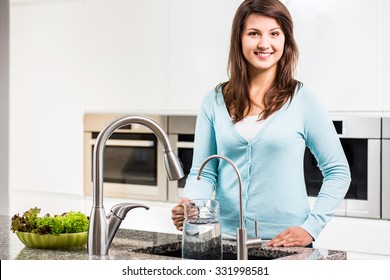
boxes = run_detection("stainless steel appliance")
[382,117,390,220]
[167,115,196,202]
[84,114,169,201]
[304,116,381,219]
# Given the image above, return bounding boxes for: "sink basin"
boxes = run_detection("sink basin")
[132,241,296,260]
[148,249,274,260]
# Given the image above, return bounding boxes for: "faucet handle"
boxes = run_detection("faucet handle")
[110,203,150,220]
[246,220,262,248]
[254,220,259,239]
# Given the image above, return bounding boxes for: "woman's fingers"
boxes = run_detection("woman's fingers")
[267,227,313,247]
[171,198,191,231]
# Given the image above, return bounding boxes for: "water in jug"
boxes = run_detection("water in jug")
[182,199,222,260]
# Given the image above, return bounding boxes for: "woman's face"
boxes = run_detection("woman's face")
[241,14,285,77]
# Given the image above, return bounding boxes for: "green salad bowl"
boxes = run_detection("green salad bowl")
[15,231,88,249]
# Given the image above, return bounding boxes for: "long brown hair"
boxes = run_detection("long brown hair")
[217,0,302,122]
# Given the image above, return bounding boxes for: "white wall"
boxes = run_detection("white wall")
[10,0,85,195]
[167,0,240,112]
[383,0,390,112]
[83,0,170,113]
[0,0,10,215]
[287,0,382,112]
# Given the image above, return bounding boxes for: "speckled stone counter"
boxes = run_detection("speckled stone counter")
[0,215,346,260]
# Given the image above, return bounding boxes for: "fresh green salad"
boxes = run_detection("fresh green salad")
[10,207,89,235]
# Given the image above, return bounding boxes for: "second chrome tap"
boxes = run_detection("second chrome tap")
[197,154,262,260]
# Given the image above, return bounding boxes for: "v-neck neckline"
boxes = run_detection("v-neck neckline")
[218,91,290,144]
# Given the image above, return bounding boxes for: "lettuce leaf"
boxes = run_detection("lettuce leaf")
[10,208,89,235]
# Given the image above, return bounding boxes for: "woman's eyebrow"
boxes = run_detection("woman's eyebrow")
[245,27,282,32]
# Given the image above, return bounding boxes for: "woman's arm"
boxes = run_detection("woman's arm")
[183,91,219,199]
[300,88,351,240]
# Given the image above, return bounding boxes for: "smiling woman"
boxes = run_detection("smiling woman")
[171,0,351,248]
[241,14,285,87]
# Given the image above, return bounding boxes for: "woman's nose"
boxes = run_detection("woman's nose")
[257,37,270,50]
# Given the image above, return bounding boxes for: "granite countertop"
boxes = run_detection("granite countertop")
[0,216,346,260]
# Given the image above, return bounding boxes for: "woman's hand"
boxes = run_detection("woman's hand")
[267,226,313,247]
[171,198,190,231]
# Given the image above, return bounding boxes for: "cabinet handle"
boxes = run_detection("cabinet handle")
[90,139,154,147]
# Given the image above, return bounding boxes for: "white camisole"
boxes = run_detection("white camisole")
[234,115,273,141]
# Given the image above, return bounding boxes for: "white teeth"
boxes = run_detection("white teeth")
[256,52,271,56]
[255,52,272,58]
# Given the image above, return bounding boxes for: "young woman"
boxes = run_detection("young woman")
[171,0,350,247]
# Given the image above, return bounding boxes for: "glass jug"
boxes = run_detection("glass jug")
[182,199,222,260]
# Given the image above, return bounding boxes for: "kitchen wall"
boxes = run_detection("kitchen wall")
[10,0,85,195]
[384,0,390,112]
[289,0,383,112]
[0,0,10,215]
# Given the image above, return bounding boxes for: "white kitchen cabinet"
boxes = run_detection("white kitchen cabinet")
[286,0,382,112]
[383,0,390,112]
[167,0,242,112]
[9,0,171,196]
[10,1,85,195]
[84,0,169,113]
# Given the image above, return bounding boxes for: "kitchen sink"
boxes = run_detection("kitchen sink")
[147,249,274,260]
[132,241,296,260]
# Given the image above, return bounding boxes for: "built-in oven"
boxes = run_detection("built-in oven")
[84,114,168,201]
[304,116,382,219]
[167,115,197,202]
[382,117,390,220]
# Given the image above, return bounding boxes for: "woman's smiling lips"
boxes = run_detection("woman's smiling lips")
[255,52,273,59]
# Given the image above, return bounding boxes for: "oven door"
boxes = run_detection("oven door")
[305,116,381,219]
[84,132,167,201]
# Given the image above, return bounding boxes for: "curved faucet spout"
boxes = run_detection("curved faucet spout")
[92,115,184,208]
[88,115,184,256]
[197,154,244,229]
[197,154,261,260]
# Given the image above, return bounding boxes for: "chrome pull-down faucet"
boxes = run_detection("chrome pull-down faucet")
[88,115,184,257]
[197,154,262,260]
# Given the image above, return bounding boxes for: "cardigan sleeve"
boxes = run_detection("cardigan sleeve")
[183,90,218,200]
[299,88,351,239]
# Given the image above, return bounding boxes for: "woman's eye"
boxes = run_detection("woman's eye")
[248,31,259,37]
[271,32,279,37]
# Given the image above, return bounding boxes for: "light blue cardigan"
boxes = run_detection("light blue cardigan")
[183,85,351,240]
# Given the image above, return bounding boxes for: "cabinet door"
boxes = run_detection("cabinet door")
[84,0,169,112]
[167,0,242,112]
[384,0,390,112]
[286,0,382,112]
[10,1,85,194]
